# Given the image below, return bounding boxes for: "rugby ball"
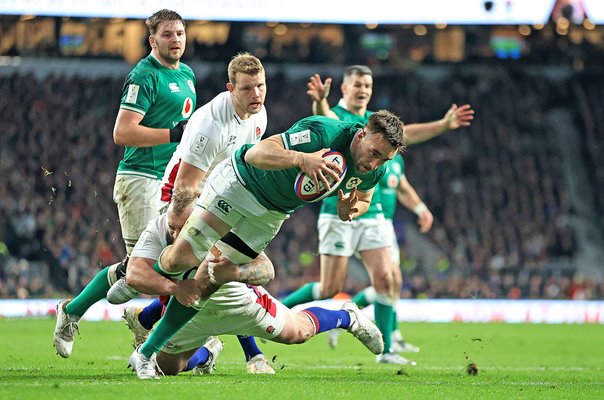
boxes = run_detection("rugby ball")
[294,150,347,202]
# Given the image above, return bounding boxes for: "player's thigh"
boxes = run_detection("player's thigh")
[176,206,233,265]
[164,285,286,352]
[113,175,161,248]
[356,217,392,254]
[319,254,349,297]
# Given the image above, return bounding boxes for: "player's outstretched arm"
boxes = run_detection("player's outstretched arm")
[396,175,433,233]
[307,74,339,120]
[404,103,474,145]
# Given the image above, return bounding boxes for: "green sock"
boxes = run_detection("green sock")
[140,297,198,358]
[373,299,394,354]
[65,267,111,318]
[281,282,319,308]
[352,291,369,308]
[352,286,376,308]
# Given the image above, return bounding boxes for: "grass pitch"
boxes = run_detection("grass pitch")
[0,318,602,399]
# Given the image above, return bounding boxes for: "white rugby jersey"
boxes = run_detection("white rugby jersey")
[161,91,267,202]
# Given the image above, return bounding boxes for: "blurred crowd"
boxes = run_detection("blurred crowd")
[1,62,603,300]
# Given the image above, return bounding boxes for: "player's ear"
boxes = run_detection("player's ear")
[226,82,234,92]
[149,36,155,49]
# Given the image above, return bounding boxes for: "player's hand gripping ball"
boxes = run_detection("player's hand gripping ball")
[294,150,347,202]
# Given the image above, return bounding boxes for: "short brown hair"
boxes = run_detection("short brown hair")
[228,52,265,85]
[366,110,406,153]
[344,65,373,81]
[170,187,199,217]
[146,9,185,35]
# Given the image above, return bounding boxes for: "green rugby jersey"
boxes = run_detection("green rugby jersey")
[117,55,196,179]
[232,115,386,215]
[378,155,405,220]
[319,101,383,219]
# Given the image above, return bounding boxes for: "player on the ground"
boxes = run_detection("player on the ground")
[122,187,383,379]
[282,65,473,365]
[128,110,407,378]
[53,8,195,358]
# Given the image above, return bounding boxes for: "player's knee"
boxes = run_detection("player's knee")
[290,325,313,344]
[372,272,395,293]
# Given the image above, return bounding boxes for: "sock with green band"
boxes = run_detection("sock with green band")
[139,297,199,359]
[281,282,320,308]
[65,266,111,317]
[352,286,376,309]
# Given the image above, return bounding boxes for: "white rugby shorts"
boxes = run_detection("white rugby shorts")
[317,214,392,257]
[113,174,162,254]
[162,283,287,354]
[180,159,288,261]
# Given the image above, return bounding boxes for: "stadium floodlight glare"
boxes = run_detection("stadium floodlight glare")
[0,0,569,25]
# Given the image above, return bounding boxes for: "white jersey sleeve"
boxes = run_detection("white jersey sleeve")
[160,91,268,205]
[130,213,169,260]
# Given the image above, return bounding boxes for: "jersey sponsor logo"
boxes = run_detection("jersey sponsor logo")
[125,84,139,103]
[169,82,180,93]
[182,97,193,118]
[190,134,209,155]
[186,79,196,93]
[387,175,398,188]
[345,177,362,189]
[216,199,232,214]
[289,129,310,146]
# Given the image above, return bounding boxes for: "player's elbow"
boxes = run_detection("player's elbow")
[113,125,127,146]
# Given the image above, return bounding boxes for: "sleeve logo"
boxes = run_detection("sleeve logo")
[190,134,209,155]
[125,84,139,103]
[289,130,311,146]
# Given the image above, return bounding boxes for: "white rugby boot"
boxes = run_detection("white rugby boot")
[376,352,417,365]
[53,299,80,358]
[123,306,151,347]
[193,337,224,375]
[128,347,163,379]
[342,302,384,355]
[107,277,139,304]
[246,354,276,374]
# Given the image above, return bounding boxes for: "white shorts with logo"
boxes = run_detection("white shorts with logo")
[162,283,287,354]
[317,214,392,257]
[113,174,162,254]
[180,159,288,262]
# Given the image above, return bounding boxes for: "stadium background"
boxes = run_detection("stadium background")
[1,0,604,315]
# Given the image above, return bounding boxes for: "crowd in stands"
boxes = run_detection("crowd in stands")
[1,61,603,300]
